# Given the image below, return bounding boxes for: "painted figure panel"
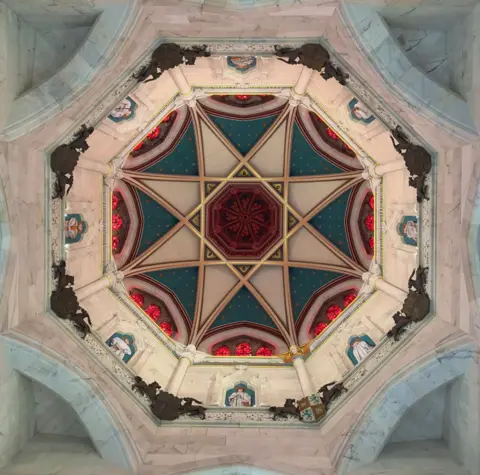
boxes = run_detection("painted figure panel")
[225,383,255,407]
[348,98,375,124]
[227,56,257,73]
[398,215,418,246]
[64,213,88,244]
[347,334,376,366]
[106,332,136,363]
[108,96,137,123]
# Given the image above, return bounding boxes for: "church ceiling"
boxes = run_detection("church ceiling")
[113,95,373,354]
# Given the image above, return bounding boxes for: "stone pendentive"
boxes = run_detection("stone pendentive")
[206,183,283,260]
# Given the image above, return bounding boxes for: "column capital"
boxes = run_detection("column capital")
[177,344,207,363]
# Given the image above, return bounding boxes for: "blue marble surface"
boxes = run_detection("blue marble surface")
[341,4,477,137]
[0,336,134,471]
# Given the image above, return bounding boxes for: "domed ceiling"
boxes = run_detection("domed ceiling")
[112,94,373,355]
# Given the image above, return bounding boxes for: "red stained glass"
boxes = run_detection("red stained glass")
[365,214,374,232]
[344,293,356,307]
[235,95,250,101]
[112,194,119,210]
[327,305,342,321]
[147,126,161,140]
[369,195,374,210]
[369,236,374,251]
[130,293,144,307]
[112,236,120,251]
[112,213,123,231]
[327,128,339,140]
[314,322,328,336]
[145,304,161,321]
[159,321,173,337]
[256,346,273,357]
[235,342,252,356]
[162,113,172,123]
[133,142,143,151]
[214,346,231,356]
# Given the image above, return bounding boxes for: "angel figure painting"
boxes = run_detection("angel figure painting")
[346,335,376,366]
[106,332,136,363]
[225,383,255,408]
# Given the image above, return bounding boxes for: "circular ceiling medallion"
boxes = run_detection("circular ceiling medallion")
[206,183,283,260]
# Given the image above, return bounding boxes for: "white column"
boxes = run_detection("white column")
[169,67,192,96]
[167,344,196,395]
[76,269,124,301]
[292,353,316,397]
[293,66,314,95]
[362,158,405,181]
[362,271,407,303]
[77,156,110,174]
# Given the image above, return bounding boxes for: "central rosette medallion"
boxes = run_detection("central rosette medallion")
[206,183,283,260]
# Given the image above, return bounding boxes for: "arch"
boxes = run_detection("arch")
[0,336,137,471]
[337,343,477,474]
[339,4,477,139]
[0,169,11,306]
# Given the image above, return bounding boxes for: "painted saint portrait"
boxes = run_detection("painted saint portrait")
[398,215,418,246]
[108,96,137,123]
[225,383,255,407]
[348,98,376,125]
[64,213,88,244]
[106,332,136,363]
[347,335,376,366]
[226,56,257,74]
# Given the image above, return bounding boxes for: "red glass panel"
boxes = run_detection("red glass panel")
[214,346,231,356]
[145,304,161,321]
[235,342,252,356]
[314,322,328,336]
[112,213,123,231]
[112,236,120,251]
[162,113,172,122]
[369,195,374,210]
[112,194,119,210]
[159,321,173,337]
[327,128,339,140]
[327,304,342,321]
[365,214,374,232]
[130,293,144,307]
[133,142,143,151]
[369,236,374,251]
[146,126,161,140]
[255,346,273,357]
[235,95,250,101]
[344,293,356,308]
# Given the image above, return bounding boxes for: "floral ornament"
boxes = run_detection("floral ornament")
[159,321,173,337]
[112,194,119,210]
[344,293,356,307]
[256,346,273,357]
[214,346,231,356]
[112,236,120,252]
[112,213,123,231]
[145,304,161,321]
[327,128,340,140]
[314,322,328,336]
[365,214,374,232]
[369,195,374,210]
[235,342,252,356]
[327,304,342,321]
[130,292,144,307]
[369,236,374,251]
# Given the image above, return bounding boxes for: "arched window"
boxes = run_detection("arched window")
[310,289,359,337]
[235,342,252,356]
[129,292,144,307]
[255,346,272,357]
[158,321,173,337]
[359,191,374,254]
[214,346,231,356]
[111,191,130,254]
[145,304,161,321]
